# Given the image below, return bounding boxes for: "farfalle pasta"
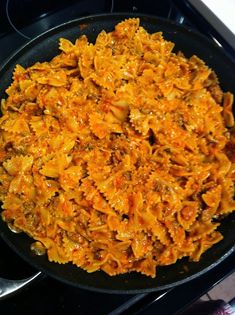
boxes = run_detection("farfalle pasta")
[0,18,235,278]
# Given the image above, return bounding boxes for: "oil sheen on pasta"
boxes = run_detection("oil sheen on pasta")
[0,18,235,278]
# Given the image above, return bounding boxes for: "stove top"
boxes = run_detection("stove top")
[0,1,234,314]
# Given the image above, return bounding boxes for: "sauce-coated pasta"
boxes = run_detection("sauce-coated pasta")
[0,18,235,277]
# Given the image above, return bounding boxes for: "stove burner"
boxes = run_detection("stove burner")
[4,0,115,41]
[6,0,31,39]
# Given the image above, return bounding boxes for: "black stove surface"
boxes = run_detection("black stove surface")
[0,1,234,314]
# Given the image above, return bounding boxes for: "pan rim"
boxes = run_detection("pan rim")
[1,220,235,294]
[1,12,235,71]
[1,229,234,294]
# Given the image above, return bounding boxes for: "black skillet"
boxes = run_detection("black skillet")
[0,13,235,296]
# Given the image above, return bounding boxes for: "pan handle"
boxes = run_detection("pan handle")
[0,271,43,300]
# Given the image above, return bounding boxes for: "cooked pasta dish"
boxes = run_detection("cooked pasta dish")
[0,18,234,277]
